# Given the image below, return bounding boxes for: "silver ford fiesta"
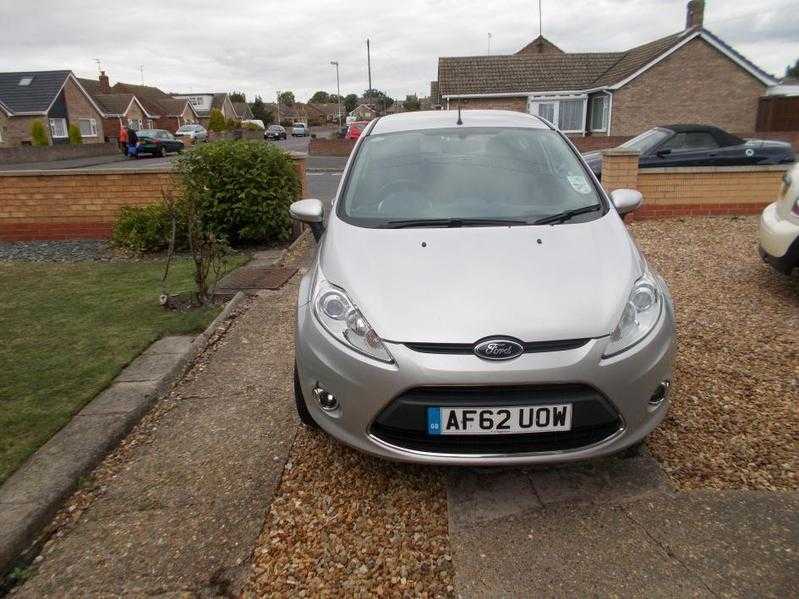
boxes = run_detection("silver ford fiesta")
[289,110,675,465]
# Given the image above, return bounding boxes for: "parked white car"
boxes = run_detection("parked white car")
[759,163,799,274]
[292,122,310,137]
[174,124,208,142]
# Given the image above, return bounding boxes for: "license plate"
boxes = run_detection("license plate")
[427,404,572,435]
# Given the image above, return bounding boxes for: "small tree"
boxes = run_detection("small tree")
[208,108,226,132]
[229,90,246,103]
[404,95,421,111]
[309,91,330,103]
[68,123,82,144]
[786,59,799,78]
[225,117,241,130]
[251,95,273,124]
[343,94,358,113]
[31,121,48,146]
[278,91,295,106]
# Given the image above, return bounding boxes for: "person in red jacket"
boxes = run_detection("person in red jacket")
[118,124,128,155]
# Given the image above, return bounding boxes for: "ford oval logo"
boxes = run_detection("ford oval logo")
[473,338,524,361]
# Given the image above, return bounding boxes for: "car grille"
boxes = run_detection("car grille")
[404,338,590,355]
[370,384,621,455]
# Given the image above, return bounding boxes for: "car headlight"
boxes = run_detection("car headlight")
[603,271,662,358]
[313,272,393,363]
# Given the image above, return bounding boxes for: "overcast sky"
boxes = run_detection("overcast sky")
[1,0,796,103]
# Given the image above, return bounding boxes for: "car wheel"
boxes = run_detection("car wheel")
[157,146,165,158]
[176,147,183,154]
[294,364,318,428]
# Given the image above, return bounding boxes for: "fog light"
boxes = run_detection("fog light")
[649,380,670,406]
[313,386,338,411]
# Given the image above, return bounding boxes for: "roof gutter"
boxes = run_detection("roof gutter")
[443,87,610,99]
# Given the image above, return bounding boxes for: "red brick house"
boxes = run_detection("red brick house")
[0,70,106,147]
[79,72,200,139]
[435,1,777,136]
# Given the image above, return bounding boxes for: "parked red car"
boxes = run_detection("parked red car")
[346,121,370,140]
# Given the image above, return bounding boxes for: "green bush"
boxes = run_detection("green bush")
[112,204,181,253]
[31,121,48,146]
[176,140,301,244]
[68,124,82,144]
[208,108,226,132]
[225,117,241,130]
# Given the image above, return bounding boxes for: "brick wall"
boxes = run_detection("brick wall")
[600,151,787,219]
[309,138,355,156]
[0,153,309,241]
[611,38,766,136]
[63,78,105,144]
[0,142,119,165]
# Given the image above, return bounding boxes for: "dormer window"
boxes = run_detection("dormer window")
[18,76,33,86]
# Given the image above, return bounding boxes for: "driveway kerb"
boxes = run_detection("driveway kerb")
[0,291,246,576]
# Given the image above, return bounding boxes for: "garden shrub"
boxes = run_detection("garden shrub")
[208,108,226,132]
[176,140,301,244]
[112,204,183,252]
[68,124,82,144]
[225,117,241,130]
[31,121,48,146]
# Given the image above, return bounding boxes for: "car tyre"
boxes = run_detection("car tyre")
[294,364,318,428]
[157,146,165,158]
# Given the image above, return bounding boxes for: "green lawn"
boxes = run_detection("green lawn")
[0,257,244,484]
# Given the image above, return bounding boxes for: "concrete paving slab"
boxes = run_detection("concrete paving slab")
[450,499,713,598]
[529,454,672,506]
[115,352,185,383]
[78,381,158,417]
[0,503,41,573]
[627,490,798,598]
[447,469,541,532]
[0,414,134,506]
[142,335,193,356]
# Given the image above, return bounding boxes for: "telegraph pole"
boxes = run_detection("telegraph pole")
[330,61,342,128]
[366,38,372,92]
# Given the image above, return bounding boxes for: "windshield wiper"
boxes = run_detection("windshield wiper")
[532,204,602,225]
[383,218,527,229]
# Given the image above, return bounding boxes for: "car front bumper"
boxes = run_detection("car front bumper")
[759,202,799,274]
[295,288,676,466]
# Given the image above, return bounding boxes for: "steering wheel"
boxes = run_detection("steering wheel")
[375,179,433,214]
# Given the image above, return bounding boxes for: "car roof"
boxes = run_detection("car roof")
[661,124,743,146]
[370,109,550,135]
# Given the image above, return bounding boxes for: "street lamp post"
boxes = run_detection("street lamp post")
[330,61,342,128]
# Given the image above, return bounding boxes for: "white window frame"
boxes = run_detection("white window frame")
[78,118,98,137]
[128,118,142,130]
[527,95,587,134]
[48,118,68,138]
[0,126,4,143]
[589,95,610,133]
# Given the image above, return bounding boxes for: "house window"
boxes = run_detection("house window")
[128,118,142,130]
[78,118,97,137]
[529,98,586,133]
[590,96,609,132]
[187,96,203,107]
[48,118,67,138]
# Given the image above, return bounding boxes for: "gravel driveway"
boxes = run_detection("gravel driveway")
[631,216,798,490]
[247,215,796,595]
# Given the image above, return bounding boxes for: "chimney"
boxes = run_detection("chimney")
[99,70,110,93]
[685,0,705,30]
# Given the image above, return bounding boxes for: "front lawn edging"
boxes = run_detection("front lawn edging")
[0,291,246,579]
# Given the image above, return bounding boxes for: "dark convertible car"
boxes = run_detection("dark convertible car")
[584,125,795,176]
[133,129,184,158]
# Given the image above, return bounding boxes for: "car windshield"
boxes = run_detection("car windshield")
[620,128,671,153]
[339,127,603,227]
[177,125,195,131]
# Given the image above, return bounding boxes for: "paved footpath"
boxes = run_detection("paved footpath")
[18,278,301,596]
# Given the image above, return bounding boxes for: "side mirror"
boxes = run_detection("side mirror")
[289,198,323,223]
[610,189,643,215]
[289,199,325,240]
